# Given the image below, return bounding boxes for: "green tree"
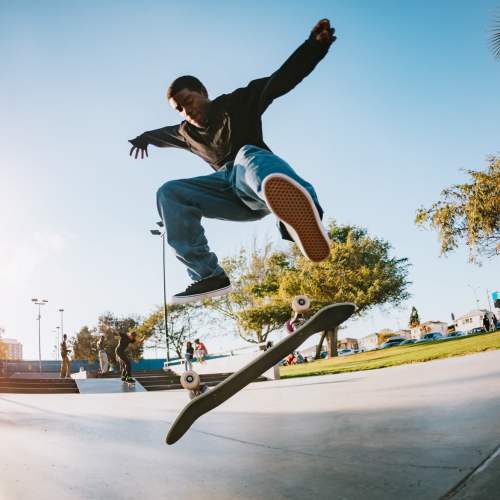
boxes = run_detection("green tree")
[0,327,7,360]
[71,326,98,361]
[409,306,420,327]
[415,156,500,262]
[207,241,292,347]
[490,12,500,59]
[280,221,411,358]
[137,303,204,358]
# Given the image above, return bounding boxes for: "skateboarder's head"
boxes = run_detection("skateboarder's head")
[167,75,211,129]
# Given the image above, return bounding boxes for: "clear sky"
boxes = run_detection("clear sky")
[1,0,499,359]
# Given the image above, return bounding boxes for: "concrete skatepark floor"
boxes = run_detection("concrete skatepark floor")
[1,350,500,500]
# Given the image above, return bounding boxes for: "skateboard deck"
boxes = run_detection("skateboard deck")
[166,302,356,445]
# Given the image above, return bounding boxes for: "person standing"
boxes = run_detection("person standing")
[483,313,491,332]
[97,335,109,376]
[60,334,71,379]
[491,314,498,331]
[184,341,194,371]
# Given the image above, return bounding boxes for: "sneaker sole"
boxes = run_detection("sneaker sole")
[170,284,232,305]
[262,174,330,262]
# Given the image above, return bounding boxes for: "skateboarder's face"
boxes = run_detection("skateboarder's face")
[168,89,211,129]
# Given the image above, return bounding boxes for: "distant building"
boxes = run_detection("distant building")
[410,321,448,340]
[338,337,359,351]
[455,309,496,332]
[358,333,380,351]
[392,329,412,340]
[1,338,23,360]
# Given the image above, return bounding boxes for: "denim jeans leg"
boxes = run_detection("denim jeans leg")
[156,169,268,281]
[231,145,322,209]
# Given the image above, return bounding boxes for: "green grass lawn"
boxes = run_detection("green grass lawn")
[280,331,500,379]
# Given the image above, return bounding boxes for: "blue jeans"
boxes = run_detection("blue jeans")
[184,353,193,371]
[156,145,322,281]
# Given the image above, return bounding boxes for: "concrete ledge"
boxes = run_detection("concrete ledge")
[75,378,146,394]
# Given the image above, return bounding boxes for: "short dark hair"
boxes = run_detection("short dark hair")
[167,75,207,100]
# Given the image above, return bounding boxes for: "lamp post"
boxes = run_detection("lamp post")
[59,308,64,349]
[467,284,480,309]
[55,326,61,361]
[150,221,170,363]
[31,298,48,373]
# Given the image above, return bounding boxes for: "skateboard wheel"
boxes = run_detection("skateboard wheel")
[181,370,200,390]
[292,295,310,312]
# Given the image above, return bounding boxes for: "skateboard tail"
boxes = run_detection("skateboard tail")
[166,303,356,445]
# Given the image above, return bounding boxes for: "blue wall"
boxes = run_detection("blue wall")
[1,358,169,375]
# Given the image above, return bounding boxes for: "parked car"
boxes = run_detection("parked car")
[380,337,406,349]
[400,339,417,345]
[446,331,465,339]
[468,327,486,335]
[338,348,355,356]
[417,332,444,343]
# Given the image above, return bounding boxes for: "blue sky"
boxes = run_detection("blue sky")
[1,0,499,359]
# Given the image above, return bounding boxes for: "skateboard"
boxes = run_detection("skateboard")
[122,378,136,389]
[180,370,210,400]
[166,302,356,445]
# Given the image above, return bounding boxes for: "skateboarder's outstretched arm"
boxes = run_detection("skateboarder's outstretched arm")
[256,18,336,113]
[129,124,188,159]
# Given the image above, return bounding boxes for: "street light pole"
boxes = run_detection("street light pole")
[31,298,48,373]
[468,284,480,309]
[55,327,60,361]
[59,309,64,353]
[150,222,170,363]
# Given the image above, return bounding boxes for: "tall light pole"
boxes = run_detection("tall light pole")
[59,309,64,351]
[31,298,48,373]
[467,284,480,309]
[150,221,170,363]
[55,326,61,361]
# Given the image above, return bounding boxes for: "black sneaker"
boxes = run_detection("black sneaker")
[171,273,232,305]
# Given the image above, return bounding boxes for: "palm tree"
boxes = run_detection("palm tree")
[490,12,500,59]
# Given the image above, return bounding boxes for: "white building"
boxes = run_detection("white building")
[410,321,448,340]
[358,333,379,351]
[393,329,412,340]
[455,309,496,333]
[1,338,23,360]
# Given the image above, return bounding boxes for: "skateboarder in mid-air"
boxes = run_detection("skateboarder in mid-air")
[129,19,336,305]
[115,330,144,383]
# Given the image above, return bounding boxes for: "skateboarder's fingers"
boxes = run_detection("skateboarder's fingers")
[145,147,148,158]
[129,146,135,157]
[135,147,139,159]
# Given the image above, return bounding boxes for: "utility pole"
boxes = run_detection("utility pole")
[31,298,48,373]
[150,222,170,363]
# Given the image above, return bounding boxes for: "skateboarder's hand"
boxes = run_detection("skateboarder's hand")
[310,19,336,47]
[129,137,149,160]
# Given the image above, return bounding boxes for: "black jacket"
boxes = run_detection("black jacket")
[131,36,331,171]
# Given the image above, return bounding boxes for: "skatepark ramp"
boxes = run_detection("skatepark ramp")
[0,376,79,394]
